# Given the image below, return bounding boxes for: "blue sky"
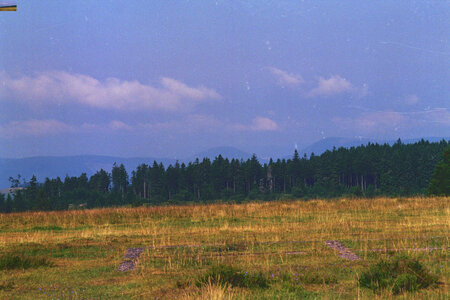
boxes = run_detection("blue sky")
[0,1,449,158]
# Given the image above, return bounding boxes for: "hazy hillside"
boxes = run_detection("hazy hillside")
[0,156,176,188]
[0,147,251,188]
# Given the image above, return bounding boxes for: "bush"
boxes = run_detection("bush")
[0,253,53,270]
[196,264,269,289]
[359,255,438,294]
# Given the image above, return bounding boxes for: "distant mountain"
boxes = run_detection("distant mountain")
[191,146,252,161]
[0,147,252,188]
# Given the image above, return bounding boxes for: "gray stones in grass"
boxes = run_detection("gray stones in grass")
[118,248,144,272]
[325,240,361,261]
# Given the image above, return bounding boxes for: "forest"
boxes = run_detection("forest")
[0,139,448,212]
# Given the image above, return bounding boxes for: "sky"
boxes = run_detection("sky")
[0,0,449,159]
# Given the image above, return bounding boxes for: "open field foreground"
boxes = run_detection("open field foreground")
[0,197,448,299]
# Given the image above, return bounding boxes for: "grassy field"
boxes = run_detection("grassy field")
[0,6,17,11]
[0,197,448,299]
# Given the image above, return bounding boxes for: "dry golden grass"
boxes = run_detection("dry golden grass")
[0,6,16,11]
[0,196,448,299]
[182,279,236,300]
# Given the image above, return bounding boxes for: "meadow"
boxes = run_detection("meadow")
[0,6,16,11]
[0,196,448,299]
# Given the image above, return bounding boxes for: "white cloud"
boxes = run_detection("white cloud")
[139,114,223,134]
[160,77,220,100]
[249,117,279,131]
[411,108,450,126]
[229,117,279,132]
[332,111,407,133]
[0,119,74,138]
[109,120,132,130]
[0,114,280,139]
[0,71,220,111]
[266,67,304,87]
[140,115,279,133]
[265,70,368,98]
[309,75,353,97]
[81,120,133,131]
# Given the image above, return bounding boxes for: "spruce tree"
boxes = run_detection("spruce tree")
[428,146,450,196]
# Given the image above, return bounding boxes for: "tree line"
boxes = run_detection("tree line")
[0,139,448,212]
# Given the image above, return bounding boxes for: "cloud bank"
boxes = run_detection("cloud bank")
[141,115,279,134]
[266,68,368,97]
[0,119,74,138]
[333,108,450,133]
[0,71,220,111]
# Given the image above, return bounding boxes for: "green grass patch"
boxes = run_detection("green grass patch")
[30,225,63,231]
[196,264,269,288]
[0,253,53,270]
[359,255,439,294]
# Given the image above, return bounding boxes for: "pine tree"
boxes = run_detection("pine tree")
[428,146,450,196]
[0,193,5,213]
[5,194,13,213]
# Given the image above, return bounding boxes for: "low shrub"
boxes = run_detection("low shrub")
[196,264,269,289]
[0,253,53,270]
[359,255,439,294]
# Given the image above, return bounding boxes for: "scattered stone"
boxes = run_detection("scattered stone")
[118,247,145,272]
[118,260,136,272]
[118,240,446,271]
[123,247,144,260]
[325,240,360,261]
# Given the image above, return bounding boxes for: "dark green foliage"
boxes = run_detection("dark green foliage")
[5,194,12,213]
[1,139,448,212]
[0,194,5,212]
[196,264,269,288]
[359,255,439,294]
[0,253,53,270]
[428,146,450,196]
[299,271,338,285]
[291,185,306,198]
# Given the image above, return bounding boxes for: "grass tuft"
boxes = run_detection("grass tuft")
[184,278,236,300]
[0,253,54,270]
[196,264,269,289]
[359,255,439,294]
